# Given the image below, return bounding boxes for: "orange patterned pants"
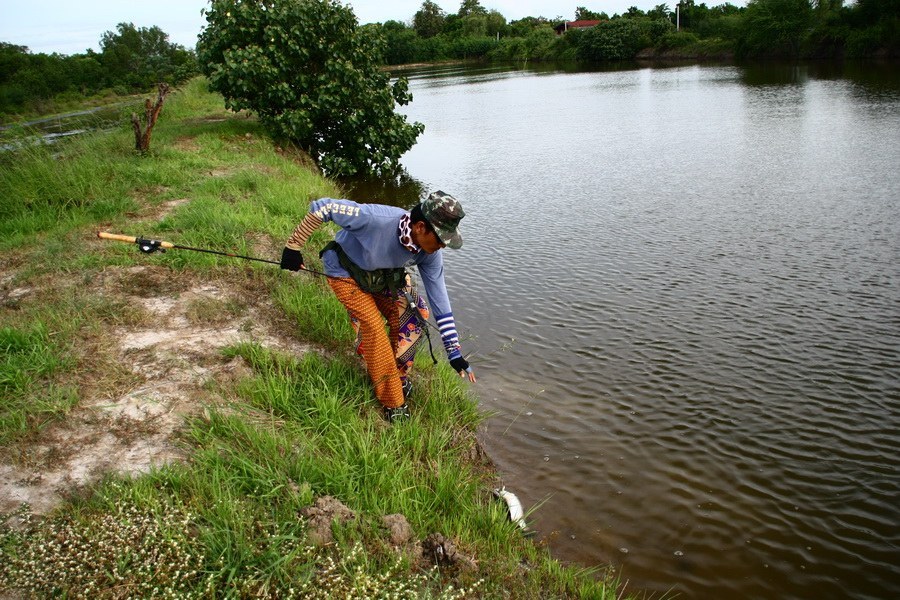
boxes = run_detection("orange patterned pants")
[328,277,404,409]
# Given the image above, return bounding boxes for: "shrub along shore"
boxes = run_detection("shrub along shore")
[0,78,628,598]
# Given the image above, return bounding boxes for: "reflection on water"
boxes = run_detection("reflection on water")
[360,61,899,599]
[0,104,132,152]
[338,169,425,208]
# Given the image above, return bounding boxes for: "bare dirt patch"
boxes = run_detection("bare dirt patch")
[0,265,310,516]
[139,197,191,222]
[173,136,200,152]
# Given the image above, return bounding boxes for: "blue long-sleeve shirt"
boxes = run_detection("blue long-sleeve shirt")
[306,198,462,359]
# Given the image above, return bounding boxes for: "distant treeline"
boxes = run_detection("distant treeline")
[1,23,197,119]
[2,1,896,121]
[373,0,898,64]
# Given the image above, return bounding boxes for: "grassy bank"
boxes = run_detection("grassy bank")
[0,78,626,598]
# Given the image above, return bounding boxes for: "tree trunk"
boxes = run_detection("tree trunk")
[131,83,170,153]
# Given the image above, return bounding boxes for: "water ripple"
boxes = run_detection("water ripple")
[404,63,900,600]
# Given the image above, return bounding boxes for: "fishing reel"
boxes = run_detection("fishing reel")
[136,237,166,254]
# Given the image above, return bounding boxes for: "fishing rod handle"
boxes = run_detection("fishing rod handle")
[97,232,174,248]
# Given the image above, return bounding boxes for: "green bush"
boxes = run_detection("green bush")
[413,35,450,61]
[845,28,882,57]
[489,26,558,61]
[737,0,814,59]
[577,19,645,61]
[447,35,497,59]
[641,17,676,46]
[197,0,423,176]
[660,31,701,50]
[378,21,419,65]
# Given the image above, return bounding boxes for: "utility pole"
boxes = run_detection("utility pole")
[676,3,681,31]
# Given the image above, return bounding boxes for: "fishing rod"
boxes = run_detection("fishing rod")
[97,232,329,277]
[99,232,495,376]
[97,231,442,337]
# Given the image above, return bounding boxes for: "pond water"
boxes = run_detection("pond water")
[0,104,129,151]
[352,61,900,599]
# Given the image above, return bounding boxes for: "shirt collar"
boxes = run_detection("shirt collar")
[398,213,420,253]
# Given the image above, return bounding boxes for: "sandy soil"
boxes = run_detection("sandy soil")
[0,262,310,516]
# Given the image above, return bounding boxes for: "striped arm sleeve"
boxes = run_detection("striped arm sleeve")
[286,213,323,250]
[436,311,462,360]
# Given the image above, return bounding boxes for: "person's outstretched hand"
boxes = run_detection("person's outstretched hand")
[450,356,477,383]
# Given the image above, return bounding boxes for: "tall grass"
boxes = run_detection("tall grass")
[3,341,616,596]
[0,77,337,258]
[0,322,75,444]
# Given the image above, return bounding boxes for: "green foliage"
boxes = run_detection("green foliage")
[196,0,423,177]
[0,26,197,118]
[647,4,672,21]
[1,0,897,115]
[642,17,677,44]
[447,35,498,59]
[490,26,565,61]
[845,27,882,57]
[571,14,672,63]
[490,25,559,61]
[457,0,488,18]
[576,7,607,21]
[98,22,197,90]
[1,342,620,597]
[412,35,451,61]
[841,0,900,57]
[577,19,646,61]
[693,13,743,41]
[0,323,74,443]
[0,496,206,596]
[659,30,701,50]
[460,10,507,37]
[378,21,419,65]
[413,0,446,38]
[737,0,815,58]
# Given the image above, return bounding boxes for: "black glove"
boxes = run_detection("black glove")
[280,247,303,271]
[450,356,470,374]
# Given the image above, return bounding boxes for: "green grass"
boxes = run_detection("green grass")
[2,343,618,597]
[0,77,627,598]
[0,322,76,444]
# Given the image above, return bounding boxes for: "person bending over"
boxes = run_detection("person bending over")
[280,191,476,422]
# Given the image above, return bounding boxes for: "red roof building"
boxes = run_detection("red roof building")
[554,20,602,34]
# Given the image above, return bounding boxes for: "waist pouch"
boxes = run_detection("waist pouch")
[321,241,407,295]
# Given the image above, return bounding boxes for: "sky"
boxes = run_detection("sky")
[0,0,688,55]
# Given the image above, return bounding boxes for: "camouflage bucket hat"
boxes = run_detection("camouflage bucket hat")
[421,191,465,249]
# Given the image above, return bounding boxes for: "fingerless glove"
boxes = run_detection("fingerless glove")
[450,356,470,374]
[280,247,303,271]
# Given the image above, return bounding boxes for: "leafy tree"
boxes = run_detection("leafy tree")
[575,7,605,20]
[507,17,553,37]
[457,0,487,17]
[413,1,446,38]
[441,14,464,35]
[486,10,508,36]
[67,55,105,94]
[853,0,900,22]
[737,0,814,58]
[841,0,900,56]
[577,18,644,60]
[625,6,646,18]
[99,22,196,89]
[378,21,419,65]
[490,25,556,61]
[647,4,672,21]
[459,10,505,37]
[196,0,423,176]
